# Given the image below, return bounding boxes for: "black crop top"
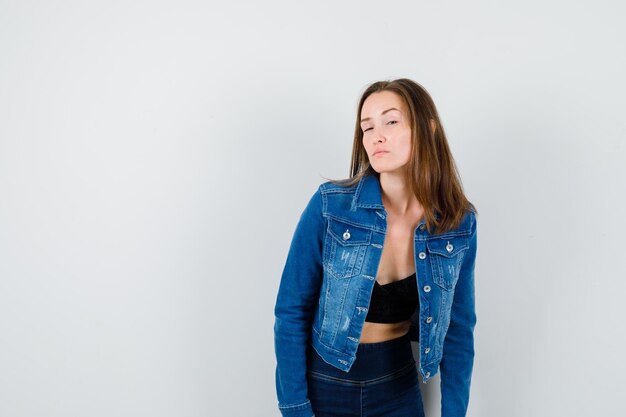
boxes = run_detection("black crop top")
[364,272,419,324]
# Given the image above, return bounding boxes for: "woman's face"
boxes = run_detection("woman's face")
[360,91,412,175]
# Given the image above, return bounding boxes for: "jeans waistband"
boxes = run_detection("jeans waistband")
[307,332,415,381]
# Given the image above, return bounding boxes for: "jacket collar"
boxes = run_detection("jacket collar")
[352,173,384,210]
[352,173,441,223]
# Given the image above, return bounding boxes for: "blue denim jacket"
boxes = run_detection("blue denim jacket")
[274,173,478,417]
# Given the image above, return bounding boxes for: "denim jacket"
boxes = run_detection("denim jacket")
[274,173,478,417]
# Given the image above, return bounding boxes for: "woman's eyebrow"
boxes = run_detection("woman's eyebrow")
[360,107,401,123]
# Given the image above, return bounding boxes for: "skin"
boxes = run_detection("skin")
[358,91,434,343]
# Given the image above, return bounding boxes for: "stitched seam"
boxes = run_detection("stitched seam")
[364,361,416,385]
[360,382,364,417]
[320,187,356,195]
[326,215,378,233]
[307,360,415,385]
[312,329,352,356]
[307,370,361,386]
[278,400,310,409]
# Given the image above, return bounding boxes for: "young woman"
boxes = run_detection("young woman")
[274,78,478,417]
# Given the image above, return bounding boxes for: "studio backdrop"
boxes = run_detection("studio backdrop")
[1,1,625,416]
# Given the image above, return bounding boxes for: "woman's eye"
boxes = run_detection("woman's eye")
[387,120,397,125]
[363,127,372,132]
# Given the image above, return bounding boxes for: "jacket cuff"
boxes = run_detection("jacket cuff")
[278,400,313,417]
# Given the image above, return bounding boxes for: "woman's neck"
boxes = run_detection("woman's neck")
[379,172,417,216]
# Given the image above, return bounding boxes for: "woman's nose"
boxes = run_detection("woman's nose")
[367,125,387,144]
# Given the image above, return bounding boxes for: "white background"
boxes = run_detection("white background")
[1,1,625,416]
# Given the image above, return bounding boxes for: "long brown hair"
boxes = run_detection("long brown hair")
[326,78,476,235]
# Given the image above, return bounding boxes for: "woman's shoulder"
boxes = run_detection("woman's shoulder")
[456,207,477,237]
[319,178,359,194]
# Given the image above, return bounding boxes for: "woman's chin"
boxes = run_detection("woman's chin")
[370,165,406,176]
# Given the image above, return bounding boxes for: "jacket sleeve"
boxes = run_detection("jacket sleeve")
[274,186,325,417]
[440,210,478,417]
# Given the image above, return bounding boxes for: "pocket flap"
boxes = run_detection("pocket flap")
[327,218,372,246]
[426,236,469,257]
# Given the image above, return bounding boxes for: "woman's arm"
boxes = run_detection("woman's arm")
[274,186,325,417]
[439,211,478,417]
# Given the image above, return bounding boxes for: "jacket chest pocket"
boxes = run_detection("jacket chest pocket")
[426,236,469,290]
[324,218,372,279]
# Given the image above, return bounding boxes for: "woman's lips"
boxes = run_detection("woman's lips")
[373,150,388,157]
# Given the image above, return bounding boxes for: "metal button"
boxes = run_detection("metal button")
[423,285,431,293]
[418,252,426,260]
[425,316,433,323]
[424,347,430,354]
[343,230,351,240]
[418,224,425,231]
[446,242,454,252]
[425,371,430,378]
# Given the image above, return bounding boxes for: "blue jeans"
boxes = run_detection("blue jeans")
[306,332,425,417]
